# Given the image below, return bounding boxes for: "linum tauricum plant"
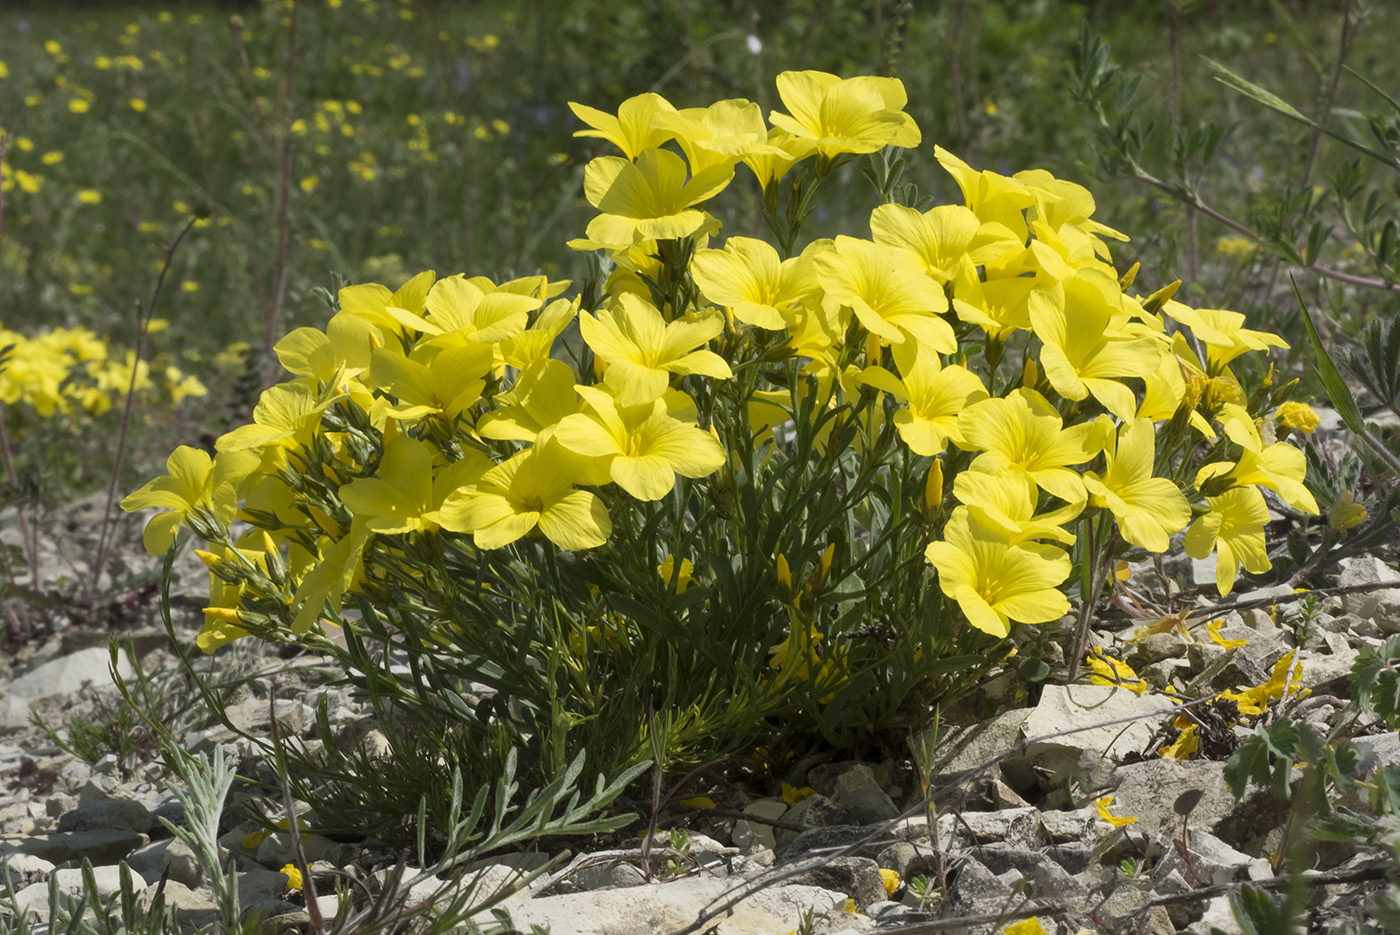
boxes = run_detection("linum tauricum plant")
[123,71,1315,820]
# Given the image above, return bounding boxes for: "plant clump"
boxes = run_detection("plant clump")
[122,71,1314,800]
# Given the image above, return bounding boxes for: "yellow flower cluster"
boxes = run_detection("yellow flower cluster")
[1,324,206,420]
[123,71,1312,658]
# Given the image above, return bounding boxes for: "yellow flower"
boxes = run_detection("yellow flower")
[181,281,200,293]
[781,781,815,805]
[553,385,727,501]
[769,70,920,159]
[280,863,303,893]
[42,151,64,165]
[1094,795,1137,828]
[1082,418,1191,552]
[569,92,677,160]
[815,237,955,352]
[1000,920,1050,935]
[438,441,612,551]
[1276,401,1320,434]
[956,387,1108,504]
[1183,485,1272,596]
[925,507,1072,638]
[300,175,319,192]
[78,189,101,204]
[581,148,733,245]
[69,99,91,114]
[657,555,694,594]
[578,292,732,405]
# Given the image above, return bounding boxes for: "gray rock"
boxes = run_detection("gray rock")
[832,765,900,825]
[2,852,54,888]
[777,795,852,851]
[572,861,647,891]
[1108,760,1237,839]
[238,865,301,915]
[1187,640,1227,673]
[0,648,136,728]
[926,708,1030,787]
[1039,806,1098,845]
[137,880,220,927]
[127,836,204,890]
[1187,637,1287,695]
[1190,895,1246,935]
[1339,556,1400,622]
[783,855,886,910]
[466,875,844,935]
[943,858,1013,933]
[2,829,147,864]
[1125,632,1188,668]
[732,798,786,852]
[936,807,1041,851]
[1025,856,1088,906]
[1014,685,1173,787]
[1040,843,1092,875]
[53,864,146,898]
[1156,828,1253,884]
[777,825,871,864]
[56,797,152,834]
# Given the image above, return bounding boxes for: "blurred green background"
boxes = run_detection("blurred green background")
[1,0,1394,473]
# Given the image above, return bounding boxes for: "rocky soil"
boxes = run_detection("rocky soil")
[4,485,1400,935]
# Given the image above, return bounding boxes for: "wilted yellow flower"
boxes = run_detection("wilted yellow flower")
[1329,490,1367,532]
[1094,795,1137,828]
[1276,401,1320,435]
[280,863,303,892]
[1085,648,1149,695]
[1206,620,1248,650]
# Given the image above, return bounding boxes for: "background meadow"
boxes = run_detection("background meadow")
[3,2,1396,465]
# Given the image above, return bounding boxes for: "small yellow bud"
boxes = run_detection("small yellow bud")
[1021,357,1038,390]
[367,330,382,351]
[776,554,793,600]
[202,606,243,624]
[1118,261,1140,290]
[923,459,944,509]
[262,531,279,555]
[818,543,835,587]
[864,332,882,367]
[194,549,222,570]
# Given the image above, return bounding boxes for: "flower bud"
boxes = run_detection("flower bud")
[923,459,944,510]
[1021,357,1038,390]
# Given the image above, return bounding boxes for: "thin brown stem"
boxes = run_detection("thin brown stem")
[1133,166,1400,292]
[262,0,301,390]
[89,216,199,603]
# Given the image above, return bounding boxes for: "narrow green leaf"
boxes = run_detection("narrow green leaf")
[1292,278,1367,434]
[1201,57,1310,122]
